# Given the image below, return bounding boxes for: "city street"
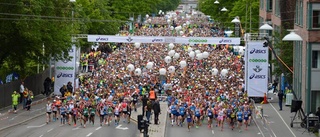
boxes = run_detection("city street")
[0,113,138,137]
[165,116,263,137]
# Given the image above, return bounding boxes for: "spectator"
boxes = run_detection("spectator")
[43,77,52,97]
[60,84,67,97]
[316,107,320,122]
[141,95,148,117]
[19,81,24,103]
[67,82,73,93]
[26,90,34,111]
[278,90,284,111]
[11,91,20,113]
[153,99,161,125]
[22,88,29,109]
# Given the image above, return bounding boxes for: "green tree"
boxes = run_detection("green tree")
[0,0,73,78]
[228,0,260,33]
[199,0,259,32]
[271,27,293,84]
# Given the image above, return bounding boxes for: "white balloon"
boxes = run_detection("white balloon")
[195,50,201,55]
[168,50,175,57]
[212,68,219,76]
[179,61,187,68]
[189,51,195,58]
[159,68,167,75]
[127,64,135,72]
[134,43,141,48]
[134,68,142,76]
[146,62,154,69]
[173,53,180,59]
[168,43,175,49]
[202,51,209,58]
[179,31,184,35]
[164,56,172,63]
[148,18,151,22]
[187,47,193,52]
[186,21,190,25]
[168,66,175,73]
[196,53,203,60]
[146,14,149,18]
[221,69,229,77]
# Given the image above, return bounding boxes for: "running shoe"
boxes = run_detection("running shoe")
[196,126,199,129]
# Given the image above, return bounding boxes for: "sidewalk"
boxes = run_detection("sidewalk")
[130,101,168,137]
[0,94,49,131]
[257,94,316,137]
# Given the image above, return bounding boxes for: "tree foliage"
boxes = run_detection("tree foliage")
[0,0,180,80]
[271,27,293,84]
[199,0,259,32]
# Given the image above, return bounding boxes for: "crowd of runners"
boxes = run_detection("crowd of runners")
[44,11,253,133]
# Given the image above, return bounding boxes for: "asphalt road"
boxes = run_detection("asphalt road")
[165,115,263,137]
[0,113,138,137]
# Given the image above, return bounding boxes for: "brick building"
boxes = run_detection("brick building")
[259,0,320,113]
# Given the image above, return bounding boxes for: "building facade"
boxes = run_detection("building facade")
[259,0,320,113]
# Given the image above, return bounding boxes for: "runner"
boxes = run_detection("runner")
[98,102,106,126]
[236,108,243,132]
[89,105,96,126]
[114,102,121,126]
[46,101,52,124]
[82,105,89,128]
[206,105,213,129]
[72,104,78,127]
[60,103,67,125]
[186,109,193,132]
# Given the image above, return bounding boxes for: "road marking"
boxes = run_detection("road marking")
[86,133,92,137]
[116,124,128,130]
[270,103,296,137]
[72,126,80,130]
[9,115,18,121]
[27,123,46,128]
[211,130,214,135]
[47,128,53,132]
[253,115,265,137]
[95,127,101,130]
[39,135,43,137]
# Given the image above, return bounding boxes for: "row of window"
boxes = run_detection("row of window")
[261,0,320,29]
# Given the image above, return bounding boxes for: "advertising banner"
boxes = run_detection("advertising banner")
[87,35,241,45]
[54,45,76,95]
[246,41,268,97]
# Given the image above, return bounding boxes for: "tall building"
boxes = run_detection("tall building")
[259,0,320,113]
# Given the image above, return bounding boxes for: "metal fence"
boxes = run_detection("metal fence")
[0,68,53,109]
[251,99,276,137]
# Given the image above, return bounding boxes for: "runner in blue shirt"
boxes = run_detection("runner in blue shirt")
[169,102,178,126]
[186,109,193,132]
[243,107,250,130]
[206,105,214,129]
[236,109,243,132]
[178,104,186,127]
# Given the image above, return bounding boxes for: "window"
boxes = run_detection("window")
[312,50,320,68]
[295,0,303,26]
[260,0,264,10]
[275,0,280,17]
[267,0,272,11]
[312,10,320,28]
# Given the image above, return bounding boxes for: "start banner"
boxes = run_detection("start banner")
[87,35,241,45]
[246,41,268,97]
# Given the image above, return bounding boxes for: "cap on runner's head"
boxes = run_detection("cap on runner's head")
[53,100,56,102]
